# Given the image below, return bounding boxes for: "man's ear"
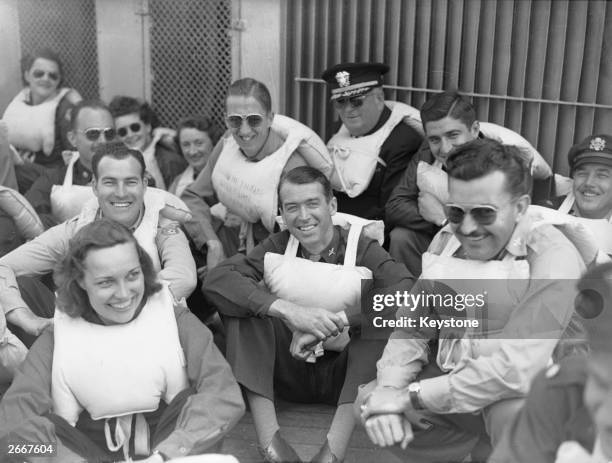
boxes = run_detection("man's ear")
[470,120,480,138]
[329,196,338,215]
[515,193,531,221]
[91,177,99,198]
[67,130,77,149]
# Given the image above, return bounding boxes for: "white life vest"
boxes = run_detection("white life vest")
[51,284,188,424]
[549,192,612,257]
[170,166,196,198]
[421,234,530,371]
[555,440,607,463]
[211,115,332,232]
[416,159,447,204]
[50,151,96,222]
[327,101,421,198]
[0,185,44,240]
[479,122,552,180]
[264,223,372,351]
[3,88,70,155]
[78,188,171,271]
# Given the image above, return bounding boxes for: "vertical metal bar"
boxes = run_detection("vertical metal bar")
[474,0,496,121]
[386,0,402,102]
[444,0,464,90]
[459,0,481,95]
[506,0,531,136]
[593,1,612,135]
[522,0,551,157]
[539,0,568,168]
[413,0,432,109]
[359,0,372,60]
[372,0,386,61]
[290,0,304,120]
[428,0,447,91]
[555,0,588,174]
[489,0,513,126]
[399,0,417,106]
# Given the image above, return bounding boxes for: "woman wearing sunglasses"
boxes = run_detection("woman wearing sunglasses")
[109,96,187,191]
[3,48,82,180]
[182,77,332,272]
[0,219,244,462]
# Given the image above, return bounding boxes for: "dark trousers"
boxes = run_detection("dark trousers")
[224,315,386,405]
[47,387,197,463]
[388,227,433,278]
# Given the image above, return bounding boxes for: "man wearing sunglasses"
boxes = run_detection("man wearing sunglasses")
[356,138,585,462]
[321,62,422,222]
[22,100,115,228]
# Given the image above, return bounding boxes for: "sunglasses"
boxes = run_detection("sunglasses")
[117,122,142,138]
[32,70,60,81]
[332,93,370,109]
[444,203,499,226]
[79,128,116,142]
[225,114,264,130]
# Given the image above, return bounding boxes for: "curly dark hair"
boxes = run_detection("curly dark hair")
[446,138,533,198]
[54,219,162,319]
[21,48,65,86]
[175,114,222,155]
[108,95,160,129]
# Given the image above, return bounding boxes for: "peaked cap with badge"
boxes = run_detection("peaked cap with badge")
[321,62,389,100]
[568,134,612,175]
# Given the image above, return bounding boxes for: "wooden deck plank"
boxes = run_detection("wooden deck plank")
[221,401,403,462]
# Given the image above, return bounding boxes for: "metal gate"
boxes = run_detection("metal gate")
[17,0,99,101]
[149,0,232,130]
[284,0,612,175]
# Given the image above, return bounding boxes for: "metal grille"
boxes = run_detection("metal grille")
[285,0,612,175]
[150,0,232,130]
[17,0,99,100]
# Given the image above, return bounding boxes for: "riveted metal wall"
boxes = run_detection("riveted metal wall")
[284,0,612,175]
[17,0,99,100]
[149,0,232,130]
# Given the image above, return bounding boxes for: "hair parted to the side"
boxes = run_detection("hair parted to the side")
[21,48,64,86]
[70,99,110,130]
[176,114,222,151]
[53,219,162,319]
[226,78,272,114]
[278,166,333,204]
[91,140,146,179]
[446,138,533,197]
[108,96,160,129]
[420,91,477,130]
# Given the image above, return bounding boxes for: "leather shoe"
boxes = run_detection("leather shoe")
[310,440,342,463]
[258,431,302,462]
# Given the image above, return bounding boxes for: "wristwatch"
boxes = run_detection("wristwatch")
[407,381,425,410]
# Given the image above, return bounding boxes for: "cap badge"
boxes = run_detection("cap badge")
[589,137,606,152]
[335,71,350,87]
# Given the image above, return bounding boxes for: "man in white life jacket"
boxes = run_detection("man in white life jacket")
[386,91,482,277]
[552,134,612,255]
[204,166,414,463]
[357,139,585,462]
[23,100,115,228]
[321,62,423,222]
[0,141,196,347]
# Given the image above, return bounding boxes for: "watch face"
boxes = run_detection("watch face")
[408,382,420,392]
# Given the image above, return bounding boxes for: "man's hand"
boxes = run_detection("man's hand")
[6,307,53,336]
[418,191,446,226]
[290,331,319,361]
[360,387,411,419]
[363,413,413,449]
[272,301,345,339]
[160,204,192,223]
